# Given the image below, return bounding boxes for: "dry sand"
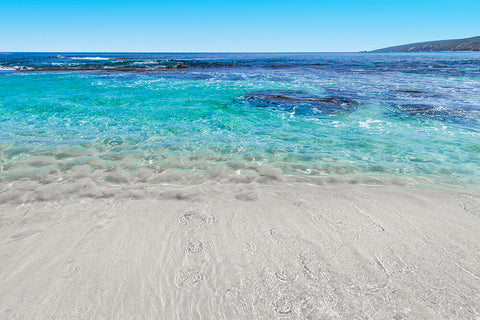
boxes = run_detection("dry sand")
[1,183,480,319]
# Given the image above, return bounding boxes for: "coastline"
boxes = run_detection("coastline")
[1,182,479,319]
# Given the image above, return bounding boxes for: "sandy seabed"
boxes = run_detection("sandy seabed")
[0,182,479,320]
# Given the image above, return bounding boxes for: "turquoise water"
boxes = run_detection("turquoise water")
[1,53,480,196]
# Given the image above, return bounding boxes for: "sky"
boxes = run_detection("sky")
[1,0,479,52]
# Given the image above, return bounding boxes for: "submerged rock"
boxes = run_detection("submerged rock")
[241,90,359,113]
[390,103,480,123]
[243,90,324,103]
[395,104,440,116]
[392,89,442,99]
[394,89,428,94]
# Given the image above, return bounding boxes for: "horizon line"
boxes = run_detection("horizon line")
[1,51,364,53]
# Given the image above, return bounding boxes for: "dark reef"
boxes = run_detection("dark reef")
[241,90,359,113]
[389,103,480,124]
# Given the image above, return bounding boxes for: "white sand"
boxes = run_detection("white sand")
[1,183,479,319]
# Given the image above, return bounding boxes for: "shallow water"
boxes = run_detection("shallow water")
[1,52,480,200]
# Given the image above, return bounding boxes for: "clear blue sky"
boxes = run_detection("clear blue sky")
[1,0,479,52]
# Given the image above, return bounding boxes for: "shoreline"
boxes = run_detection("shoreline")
[1,182,479,319]
[2,170,479,205]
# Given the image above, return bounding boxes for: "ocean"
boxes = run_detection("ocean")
[1,52,480,202]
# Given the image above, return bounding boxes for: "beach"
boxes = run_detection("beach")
[1,52,480,319]
[1,182,480,319]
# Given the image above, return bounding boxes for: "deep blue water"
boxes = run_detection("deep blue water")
[1,52,480,193]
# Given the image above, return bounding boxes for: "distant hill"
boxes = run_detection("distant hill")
[372,36,480,52]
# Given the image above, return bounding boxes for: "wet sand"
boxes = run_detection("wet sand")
[1,183,479,319]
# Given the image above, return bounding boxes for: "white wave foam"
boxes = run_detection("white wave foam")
[69,57,112,61]
[133,60,157,65]
[0,66,16,71]
[13,66,34,70]
[359,118,383,129]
